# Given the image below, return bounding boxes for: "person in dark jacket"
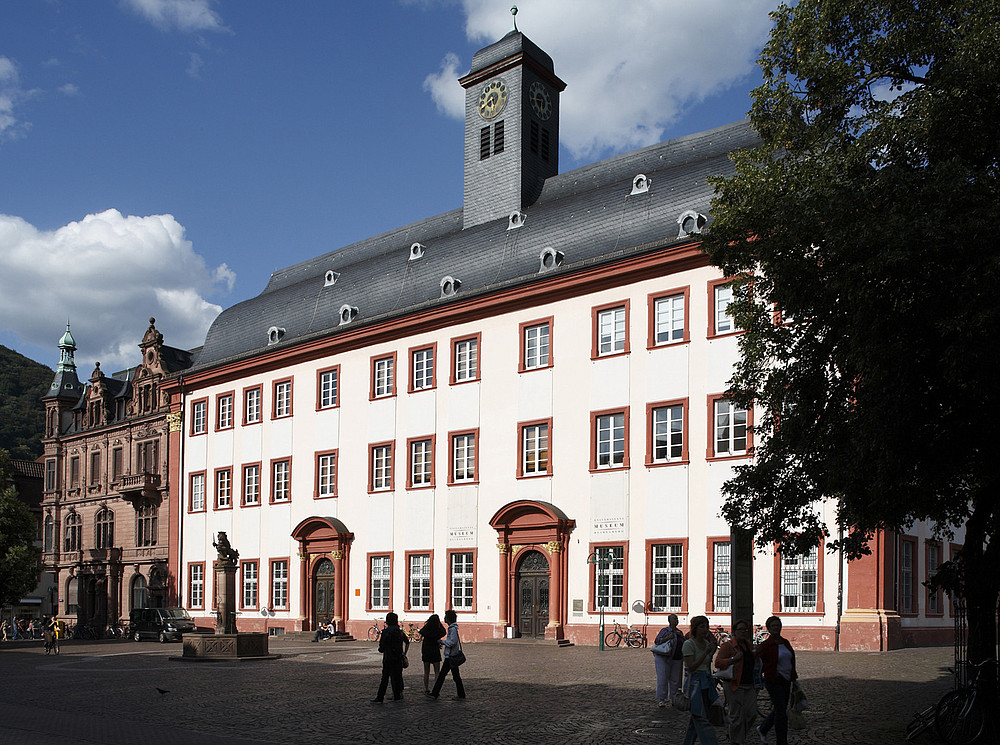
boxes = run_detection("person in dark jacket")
[370,612,409,703]
[418,614,446,694]
[755,616,797,745]
[715,619,757,745]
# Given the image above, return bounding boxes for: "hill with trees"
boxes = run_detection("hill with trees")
[0,346,52,459]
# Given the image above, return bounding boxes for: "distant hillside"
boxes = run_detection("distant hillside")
[0,345,53,458]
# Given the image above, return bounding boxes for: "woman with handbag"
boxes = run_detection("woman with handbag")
[426,609,466,700]
[418,613,447,694]
[714,619,757,745]
[756,616,797,745]
[651,613,684,707]
[681,615,721,745]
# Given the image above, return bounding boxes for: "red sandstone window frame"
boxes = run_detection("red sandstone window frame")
[707,393,753,461]
[450,333,481,385]
[370,352,398,400]
[367,553,393,613]
[588,541,628,614]
[707,277,741,338]
[408,343,437,393]
[517,418,553,478]
[368,441,395,493]
[448,428,480,485]
[215,391,235,431]
[406,435,436,490]
[772,539,826,615]
[590,407,630,472]
[240,559,259,611]
[270,457,292,504]
[314,449,338,499]
[404,550,435,613]
[705,536,733,615]
[447,548,478,614]
[190,397,208,436]
[269,557,290,611]
[898,534,919,617]
[645,538,688,615]
[925,539,944,618]
[316,365,341,410]
[241,462,262,507]
[591,299,631,359]
[188,471,207,513]
[519,317,554,372]
[187,562,205,609]
[647,286,690,348]
[214,466,233,510]
[242,385,263,426]
[645,398,689,467]
[271,378,294,420]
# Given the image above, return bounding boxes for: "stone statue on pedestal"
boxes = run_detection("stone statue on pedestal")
[213,532,239,634]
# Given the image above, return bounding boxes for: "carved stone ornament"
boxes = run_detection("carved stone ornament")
[511,544,524,555]
[212,531,239,567]
[546,540,562,553]
[298,552,309,562]
[166,412,183,432]
[496,543,509,554]
[330,550,344,560]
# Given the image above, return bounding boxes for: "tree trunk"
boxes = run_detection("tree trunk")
[962,493,998,699]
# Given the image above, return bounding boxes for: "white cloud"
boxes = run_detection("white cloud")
[186,51,204,79]
[0,210,232,371]
[120,0,228,34]
[0,55,27,140]
[426,0,777,160]
[58,83,80,96]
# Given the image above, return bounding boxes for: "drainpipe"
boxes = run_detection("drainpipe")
[835,526,844,651]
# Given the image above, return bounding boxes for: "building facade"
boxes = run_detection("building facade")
[164,31,959,649]
[40,320,192,628]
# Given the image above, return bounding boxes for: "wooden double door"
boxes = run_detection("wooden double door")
[313,559,336,623]
[517,551,549,638]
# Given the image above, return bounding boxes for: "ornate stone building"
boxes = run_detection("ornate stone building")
[40,319,192,628]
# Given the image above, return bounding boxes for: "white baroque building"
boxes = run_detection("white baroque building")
[164,29,958,650]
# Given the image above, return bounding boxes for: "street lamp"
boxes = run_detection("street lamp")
[587,549,617,650]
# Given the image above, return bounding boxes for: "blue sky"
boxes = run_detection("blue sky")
[0,0,777,371]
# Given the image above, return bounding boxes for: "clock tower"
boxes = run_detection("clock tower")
[459,28,566,230]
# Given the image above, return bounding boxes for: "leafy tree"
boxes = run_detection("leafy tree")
[0,450,40,608]
[0,345,52,459]
[703,0,999,681]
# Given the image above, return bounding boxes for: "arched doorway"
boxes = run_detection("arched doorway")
[516,550,550,638]
[313,558,336,624]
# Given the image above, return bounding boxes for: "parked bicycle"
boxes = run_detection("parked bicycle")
[753,624,769,646]
[604,620,644,648]
[710,625,732,645]
[935,660,991,745]
[404,623,421,643]
[367,622,383,642]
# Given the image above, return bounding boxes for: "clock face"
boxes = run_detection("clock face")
[529,82,552,121]
[478,78,509,120]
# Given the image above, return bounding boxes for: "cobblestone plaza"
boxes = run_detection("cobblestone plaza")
[0,638,954,744]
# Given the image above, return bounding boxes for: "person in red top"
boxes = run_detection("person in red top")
[755,616,797,745]
[714,619,758,745]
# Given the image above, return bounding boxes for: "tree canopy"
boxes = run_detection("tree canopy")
[0,345,52,459]
[703,0,999,662]
[0,450,41,608]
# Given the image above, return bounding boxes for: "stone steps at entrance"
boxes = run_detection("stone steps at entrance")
[478,637,574,647]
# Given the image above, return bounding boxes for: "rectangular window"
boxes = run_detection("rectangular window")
[450,551,474,611]
[715,283,734,334]
[595,305,627,356]
[215,468,232,509]
[594,545,625,611]
[480,126,491,160]
[372,354,395,398]
[111,448,123,480]
[273,379,292,418]
[521,320,551,371]
[370,443,393,492]
[190,472,206,512]
[191,399,207,435]
[45,459,56,491]
[137,439,159,474]
[271,560,289,609]
[70,456,80,487]
[519,421,550,477]
[781,546,819,613]
[271,459,291,503]
[136,505,157,547]
[241,561,258,610]
[242,464,261,506]
[408,553,431,611]
[316,451,337,499]
[450,431,477,484]
[90,450,101,485]
[317,367,339,410]
[216,393,233,430]
[411,346,435,391]
[927,542,942,615]
[189,564,204,608]
[713,541,731,612]
[452,336,479,383]
[408,437,434,489]
[712,398,749,457]
[593,410,627,470]
[653,292,686,345]
[900,538,915,615]
[650,402,685,463]
[650,543,684,612]
[244,386,262,424]
[370,555,391,610]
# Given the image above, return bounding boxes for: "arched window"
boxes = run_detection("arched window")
[131,574,148,611]
[136,504,158,547]
[67,576,79,616]
[44,515,54,552]
[64,512,82,552]
[95,507,114,550]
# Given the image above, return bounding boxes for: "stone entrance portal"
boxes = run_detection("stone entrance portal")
[516,550,549,638]
[313,558,336,624]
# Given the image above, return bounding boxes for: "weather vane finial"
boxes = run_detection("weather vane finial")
[510,6,518,32]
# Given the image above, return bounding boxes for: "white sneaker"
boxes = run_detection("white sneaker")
[657,699,666,708]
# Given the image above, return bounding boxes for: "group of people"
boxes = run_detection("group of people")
[2,616,60,651]
[370,608,466,704]
[653,615,798,745]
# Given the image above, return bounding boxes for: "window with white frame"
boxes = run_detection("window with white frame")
[452,433,476,483]
[900,540,914,614]
[319,369,338,409]
[189,564,204,608]
[373,356,394,397]
[216,469,232,508]
[409,554,431,610]
[272,460,290,502]
[190,473,205,511]
[595,412,626,468]
[523,322,550,369]
[192,400,207,434]
[453,338,478,382]
[412,348,434,390]
[370,555,390,610]
[654,293,685,344]
[271,560,288,609]
[244,387,261,424]
[596,306,627,355]
[410,439,433,487]
[451,552,474,610]
[217,394,233,429]
[521,423,549,475]
[713,541,731,611]
[371,445,393,491]
[714,400,748,456]
[317,452,336,498]
[242,562,258,609]
[651,404,684,462]
[781,546,818,612]
[651,543,684,612]
[243,464,260,505]
[274,380,292,418]
[715,283,735,333]
[595,545,625,609]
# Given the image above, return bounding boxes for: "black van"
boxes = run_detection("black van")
[130,608,196,642]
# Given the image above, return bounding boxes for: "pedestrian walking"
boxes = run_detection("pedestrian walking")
[1,619,9,641]
[369,612,409,704]
[652,612,685,707]
[715,619,757,744]
[681,615,720,745]
[418,613,446,694]
[756,616,797,745]
[426,609,465,700]
[43,615,59,655]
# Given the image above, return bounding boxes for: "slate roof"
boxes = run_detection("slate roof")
[192,119,759,371]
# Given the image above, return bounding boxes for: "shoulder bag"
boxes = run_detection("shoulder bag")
[450,633,467,666]
[651,636,675,657]
[671,671,691,711]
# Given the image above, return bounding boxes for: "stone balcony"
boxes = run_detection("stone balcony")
[117,472,161,504]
